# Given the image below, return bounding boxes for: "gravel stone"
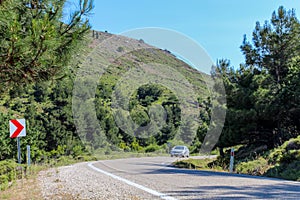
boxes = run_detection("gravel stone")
[38,162,156,200]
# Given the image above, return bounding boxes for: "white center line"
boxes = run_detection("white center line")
[87,162,178,200]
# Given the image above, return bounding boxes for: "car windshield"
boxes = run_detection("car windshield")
[174,146,184,150]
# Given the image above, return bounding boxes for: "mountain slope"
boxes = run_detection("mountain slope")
[73,30,211,150]
[0,30,211,161]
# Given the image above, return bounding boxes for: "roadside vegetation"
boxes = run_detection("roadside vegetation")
[175,135,300,181]
[175,6,300,181]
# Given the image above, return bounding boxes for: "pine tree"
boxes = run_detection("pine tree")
[0,0,94,91]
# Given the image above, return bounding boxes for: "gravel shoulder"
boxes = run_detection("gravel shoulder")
[38,162,156,200]
[38,157,300,200]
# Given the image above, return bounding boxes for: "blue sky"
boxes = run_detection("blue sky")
[87,0,300,69]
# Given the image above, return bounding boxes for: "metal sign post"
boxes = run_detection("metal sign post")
[229,148,234,173]
[27,145,31,166]
[17,137,21,164]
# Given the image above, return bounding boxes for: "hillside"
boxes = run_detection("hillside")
[73,30,211,152]
[0,30,211,161]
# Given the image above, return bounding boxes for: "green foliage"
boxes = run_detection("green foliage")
[0,160,17,190]
[144,144,161,153]
[0,0,94,90]
[191,97,211,153]
[267,136,300,166]
[215,6,300,152]
[0,31,209,163]
[137,84,163,106]
[235,157,269,175]
[266,161,300,181]
[175,136,300,181]
[71,145,83,158]
[174,158,222,171]
[116,46,124,52]
[208,154,230,170]
[130,138,143,152]
[233,136,300,180]
[91,46,208,149]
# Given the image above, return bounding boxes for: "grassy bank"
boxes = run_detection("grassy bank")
[174,136,300,181]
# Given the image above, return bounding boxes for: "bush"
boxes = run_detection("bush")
[265,160,300,181]
[72,145,83,158]
[145,144,160,153]
[76,155,98,162]
[235,157,269,175]
[286,140,300,151]
[131,138,144,152]
[235,144,268,159]
[174,158,220,170]
[174,160,197,169]
[268,136,300,164]
[56,156,77,166]
[0,160,18,190]
[282,136,300,150]
[116,46,124,52]
[208,155,230,170]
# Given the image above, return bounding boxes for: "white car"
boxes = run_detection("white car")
[170,145,189,157]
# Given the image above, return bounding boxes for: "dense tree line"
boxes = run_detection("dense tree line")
[0,0,93,161]
[215,7,300,155]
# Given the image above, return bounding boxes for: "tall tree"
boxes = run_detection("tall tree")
[240,6,300,146]
[215,7,300,154]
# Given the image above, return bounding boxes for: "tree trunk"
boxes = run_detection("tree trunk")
[219,147,224,157]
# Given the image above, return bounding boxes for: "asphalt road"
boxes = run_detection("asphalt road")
[87,156,300,199]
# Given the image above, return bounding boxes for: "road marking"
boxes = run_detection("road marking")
[88,162,178,200]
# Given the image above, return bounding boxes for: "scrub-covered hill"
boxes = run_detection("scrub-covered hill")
[0,30,211,162]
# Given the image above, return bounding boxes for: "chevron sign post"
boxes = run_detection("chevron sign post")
[9,119,26,164]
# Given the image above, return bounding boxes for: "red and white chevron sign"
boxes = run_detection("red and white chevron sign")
[9,119,26,138]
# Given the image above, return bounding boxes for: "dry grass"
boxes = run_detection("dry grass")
[0,175,41,200]
[0,173,76,200]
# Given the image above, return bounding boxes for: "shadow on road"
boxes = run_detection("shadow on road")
[139,161,297,181]
[162,184,300,199]
[135,162,300,199]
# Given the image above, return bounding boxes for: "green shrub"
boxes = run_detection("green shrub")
[72,145,83,158]
[268,149,284,164]
[208,155,230,170]
[282,136,300,150]
[266,160,300,181]
[235,157,269,175]
[280,150,300,163]
[0,160,18,190]
[268,137,300,164]
[119,142,127,150]
[145,144,160,153]
[131,138,144,152]
[174,160,197,169]
[76,155,97,162]
[116,46,124,52]
[56,156,76,166]
[0,175,9,190]
[174,158,219,170]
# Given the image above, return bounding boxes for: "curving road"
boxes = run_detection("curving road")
[87,156,300,199]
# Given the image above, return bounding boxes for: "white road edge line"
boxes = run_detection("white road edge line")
[87,162,178,200]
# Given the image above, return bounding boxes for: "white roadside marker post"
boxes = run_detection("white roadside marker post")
[229,148,234,173]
